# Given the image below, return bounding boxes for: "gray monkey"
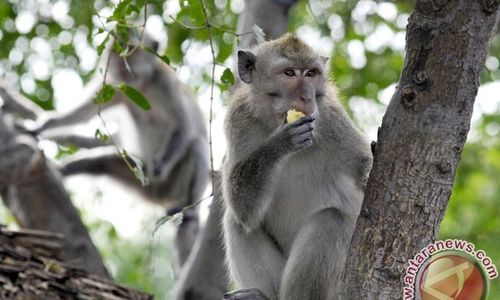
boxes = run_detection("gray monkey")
[222,34,372,300]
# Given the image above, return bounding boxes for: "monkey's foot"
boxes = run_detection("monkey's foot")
[223,288,269,300]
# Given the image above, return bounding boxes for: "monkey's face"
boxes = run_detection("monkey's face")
[264,63,324,121]
[107,48,157,87]
[237,35,328,126]
[103,33,160,88]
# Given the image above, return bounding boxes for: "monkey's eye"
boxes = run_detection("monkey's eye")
[305,69,317,77]
[284,69,295,77]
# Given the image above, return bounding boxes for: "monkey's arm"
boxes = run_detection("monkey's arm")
[225,142,283,231]
[35,99,112,134]
[32,79,115,134]
[333,105,373,190]
[224,117,314,232]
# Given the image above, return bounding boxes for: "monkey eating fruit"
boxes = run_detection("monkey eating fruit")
[222,34,373,300]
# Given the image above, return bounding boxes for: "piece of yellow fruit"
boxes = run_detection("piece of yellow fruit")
[286,109,305,123]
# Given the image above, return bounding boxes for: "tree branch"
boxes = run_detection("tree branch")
[341,1,499,298]
[0,115,109,277]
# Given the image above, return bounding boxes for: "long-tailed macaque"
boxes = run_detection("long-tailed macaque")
[222,35,373,300]
[31,34,209,273]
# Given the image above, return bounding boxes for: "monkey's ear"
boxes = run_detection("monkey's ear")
[238,50,256,84]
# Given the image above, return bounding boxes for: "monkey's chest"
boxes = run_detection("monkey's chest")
[263,157,341,252]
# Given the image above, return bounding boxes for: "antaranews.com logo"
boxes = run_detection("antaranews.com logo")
[403,239,497,299]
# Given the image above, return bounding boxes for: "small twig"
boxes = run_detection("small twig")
[182,192,214,212]
[93,1,149,180]
[169,15,206,30]
[210,23,253,37]
[169,14,253,37]
[199,0,217,199]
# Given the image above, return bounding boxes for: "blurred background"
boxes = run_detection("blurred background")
[0,0,498,298]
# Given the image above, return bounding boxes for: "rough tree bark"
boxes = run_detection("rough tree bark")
[0,97,109,277]
[340,1,499,299]
[0,226,150,299]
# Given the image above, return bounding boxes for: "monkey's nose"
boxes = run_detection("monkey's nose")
[292,99,316,116]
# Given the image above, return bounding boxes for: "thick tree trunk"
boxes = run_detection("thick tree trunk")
[0,113,109,278]
[340,1,499,299]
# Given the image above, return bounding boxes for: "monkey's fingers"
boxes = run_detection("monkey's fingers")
[289,115,315,126]
[291,130,314,151]
[288,118,314,136]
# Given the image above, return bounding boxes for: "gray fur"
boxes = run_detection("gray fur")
[222,35,372,300]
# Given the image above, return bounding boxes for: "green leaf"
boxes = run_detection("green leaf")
[94,84,115,104]
[116,24,130,46]
[136,0,146,9]
[126,4,140,15]
[124,151,149,186]
[55,144,79,160]
[119,83,151,110]
[144,47,170,65]
[178,0,204,24]
[112,0,133,22]
[95,129,109,142]
[113,40,125,55]
[153,215,171,235]
[158,54,170,65]
[97,33,110,56]
[221,68,235,85]
[152,212,184,235]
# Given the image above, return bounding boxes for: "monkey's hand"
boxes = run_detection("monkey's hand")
[272,115,314,154]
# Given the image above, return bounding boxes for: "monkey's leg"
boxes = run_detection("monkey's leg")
[161,144,206,271]
[224,213,285,300]
[171,201,227,300]
[279,208,355,300]
[171,171,225,300]
[170,206,200,271]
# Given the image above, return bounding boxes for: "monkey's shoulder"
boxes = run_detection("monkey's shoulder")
[227,87,255,116]
[225,90,263,135]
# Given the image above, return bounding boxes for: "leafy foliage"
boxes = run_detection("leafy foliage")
[94,84,116,105]
[119,83,151,110]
